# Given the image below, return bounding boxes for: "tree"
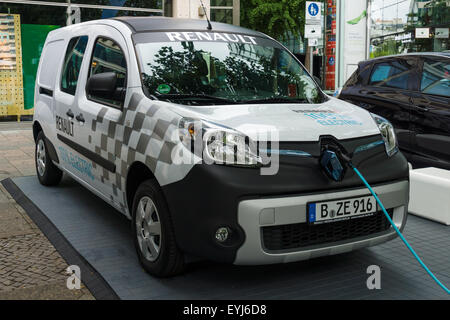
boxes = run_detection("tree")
[240,0,306,41]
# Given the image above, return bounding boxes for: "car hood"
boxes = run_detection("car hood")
[167,97,380,142]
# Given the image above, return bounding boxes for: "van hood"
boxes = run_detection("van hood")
[167,97,380,142]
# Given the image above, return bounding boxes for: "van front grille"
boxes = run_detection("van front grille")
[262,210,393,252]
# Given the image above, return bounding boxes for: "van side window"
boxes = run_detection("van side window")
[88,37,127,108]
[369,60,414,90]
[61,36,89,95]
[421,59,450,98]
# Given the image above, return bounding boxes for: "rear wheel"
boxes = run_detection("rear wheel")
[35,131,63,186]
[132,179,184,277]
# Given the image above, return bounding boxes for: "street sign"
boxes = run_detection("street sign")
[415,28,430,39]
[306,1,322,25]
[308,38,319,47]
[328,56,335,66]
[435,28,449,39]
[305,25,322,38]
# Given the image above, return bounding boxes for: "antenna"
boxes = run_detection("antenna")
[199,0,212,30]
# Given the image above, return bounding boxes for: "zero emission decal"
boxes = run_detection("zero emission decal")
[58,146,94,181]
[293,110,363,126]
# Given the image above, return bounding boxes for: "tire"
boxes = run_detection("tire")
[132,179,184,277]
[35,131,63,186]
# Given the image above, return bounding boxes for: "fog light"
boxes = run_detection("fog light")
[215,227,229,242]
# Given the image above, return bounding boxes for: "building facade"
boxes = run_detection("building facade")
[0,0,240,118]
[369,0,449,57]
[334,0,449,90]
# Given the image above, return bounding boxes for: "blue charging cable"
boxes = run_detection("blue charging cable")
[349,162,449,294]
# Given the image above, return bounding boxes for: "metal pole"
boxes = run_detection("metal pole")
[322,0,327,88]
[0,0,163,13]
[66,0,71,26]
[365,0,371,59]
[310,45,314,76]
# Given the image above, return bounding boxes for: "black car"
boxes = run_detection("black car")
[339,53,450,170]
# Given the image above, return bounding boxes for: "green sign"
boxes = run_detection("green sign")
[21,24,60,110]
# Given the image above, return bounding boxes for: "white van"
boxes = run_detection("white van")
[33,17,409,277]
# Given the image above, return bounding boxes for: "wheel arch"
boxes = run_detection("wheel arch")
[33,121,43,142]
[125,161,158,215]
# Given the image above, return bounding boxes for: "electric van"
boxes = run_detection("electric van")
[33,17,409,277]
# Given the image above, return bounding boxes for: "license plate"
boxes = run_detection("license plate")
[307,195,377,224]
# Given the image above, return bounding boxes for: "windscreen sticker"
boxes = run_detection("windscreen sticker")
[165,32,258,44]
[301,112,363,126]
[157,84,171,94]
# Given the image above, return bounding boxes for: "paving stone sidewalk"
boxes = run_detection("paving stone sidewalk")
[0,122,94,300]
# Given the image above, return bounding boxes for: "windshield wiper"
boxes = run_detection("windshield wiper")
[238,97,309,104]
[155,94,239,105]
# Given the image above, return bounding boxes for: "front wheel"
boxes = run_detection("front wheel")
[35,131,63,186]
[132,179,184,277]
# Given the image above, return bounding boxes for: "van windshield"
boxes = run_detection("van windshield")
[135,33,325,105]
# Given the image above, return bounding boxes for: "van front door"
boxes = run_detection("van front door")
[74,29,130,209]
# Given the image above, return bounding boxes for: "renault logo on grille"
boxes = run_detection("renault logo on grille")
[320,150,345,182]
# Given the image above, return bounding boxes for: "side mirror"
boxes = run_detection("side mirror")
[86,72,117,100]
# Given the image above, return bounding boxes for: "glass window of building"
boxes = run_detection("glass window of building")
[210,0,239,25]
[0,0,166,118]
[369,0,450,58]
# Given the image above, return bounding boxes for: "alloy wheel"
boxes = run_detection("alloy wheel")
[135,196,162,262]
[36,139,46,177]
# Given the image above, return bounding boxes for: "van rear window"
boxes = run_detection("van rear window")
[39,39,66,89]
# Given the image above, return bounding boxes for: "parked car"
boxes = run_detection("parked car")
[339,53,450,170]
[33,17,409,277]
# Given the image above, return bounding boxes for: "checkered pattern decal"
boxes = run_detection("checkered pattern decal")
[86,91,198,217]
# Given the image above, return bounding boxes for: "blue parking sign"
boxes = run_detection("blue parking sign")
[328,57,335,66]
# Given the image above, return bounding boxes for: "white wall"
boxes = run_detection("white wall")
[336,0,369,88]
[172,0,210,20]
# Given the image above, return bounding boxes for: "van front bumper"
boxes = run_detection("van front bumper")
[162,148,409,264]
[234,180,408,265]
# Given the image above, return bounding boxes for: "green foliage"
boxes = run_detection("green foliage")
[241,0,306,41]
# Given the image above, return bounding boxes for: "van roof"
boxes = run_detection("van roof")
[113,16,269,39]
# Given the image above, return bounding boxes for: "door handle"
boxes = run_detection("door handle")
[359,90,376,95]
[66,109,74,119]
[413,105,429,112]
[75,113,85,124]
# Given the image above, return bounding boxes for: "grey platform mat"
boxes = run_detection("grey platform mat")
[4,175,449,300]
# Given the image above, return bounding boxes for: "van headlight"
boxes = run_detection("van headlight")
[371,113,398,157]
[179,118,262,167]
